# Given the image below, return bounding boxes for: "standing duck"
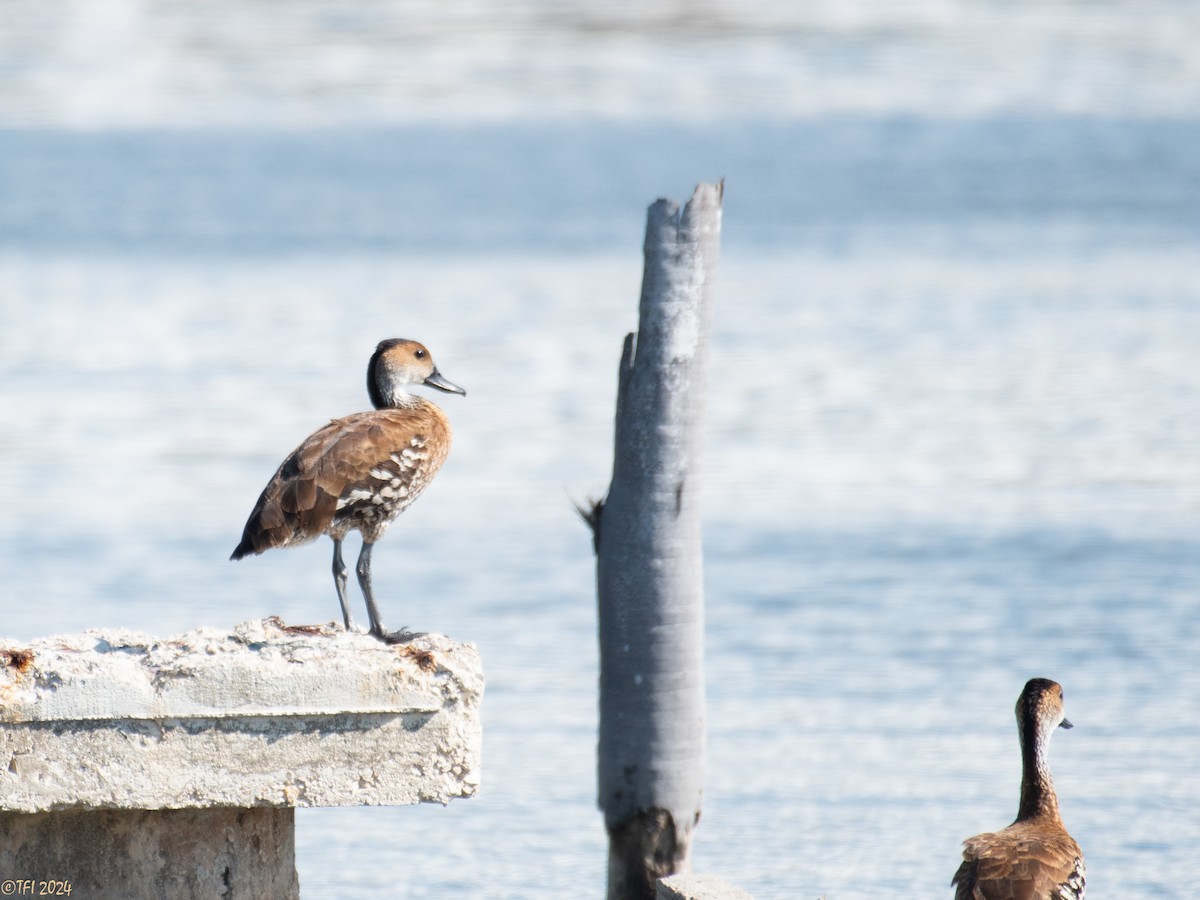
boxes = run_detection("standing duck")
[231,338,465,643]
[952,677,1085,899]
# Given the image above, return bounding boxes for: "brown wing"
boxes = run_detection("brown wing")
[231,408,451,561]
[231,415,364,557]
[953,826,1085,900]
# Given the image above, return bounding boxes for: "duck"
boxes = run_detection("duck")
[231,338,465,643]
[952,677,1085,900]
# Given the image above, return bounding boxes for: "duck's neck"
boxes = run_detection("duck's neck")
[1016,718,1061,822]
[369,380,422,410]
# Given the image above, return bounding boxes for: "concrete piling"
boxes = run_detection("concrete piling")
[0,617,482,899]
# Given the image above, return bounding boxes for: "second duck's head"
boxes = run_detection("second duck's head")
[1016,677,1072,745]
[367,338,466,409]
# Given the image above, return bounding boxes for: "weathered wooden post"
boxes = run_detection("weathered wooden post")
[583,182,722,899]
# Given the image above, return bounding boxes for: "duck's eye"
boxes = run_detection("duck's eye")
[415,349,426,359]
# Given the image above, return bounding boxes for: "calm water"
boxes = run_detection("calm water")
[2,3,1199,898]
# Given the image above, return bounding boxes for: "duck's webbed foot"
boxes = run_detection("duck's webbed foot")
[369,626,428,645]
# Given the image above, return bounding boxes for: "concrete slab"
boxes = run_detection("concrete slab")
[0,618,482,813]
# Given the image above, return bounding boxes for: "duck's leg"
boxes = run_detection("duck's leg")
[331,537,356,631]
[356,540,423,644]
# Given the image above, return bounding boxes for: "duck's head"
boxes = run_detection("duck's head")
[1017,677,1072,743]
[368,338,466,409]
